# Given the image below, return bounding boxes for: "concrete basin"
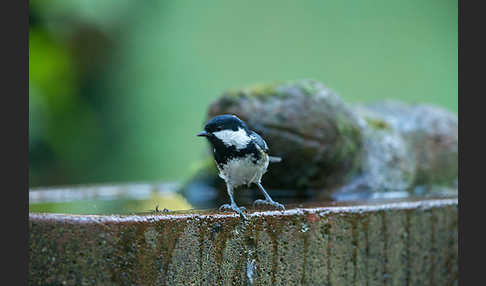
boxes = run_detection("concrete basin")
[29,184,457,285]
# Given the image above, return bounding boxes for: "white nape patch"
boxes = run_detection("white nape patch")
[213,127,251,150]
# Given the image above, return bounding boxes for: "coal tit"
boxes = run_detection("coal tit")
[197,114,285,218]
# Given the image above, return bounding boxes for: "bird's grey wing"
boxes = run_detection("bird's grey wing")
[251,131,282,162]
[250,131,269,153]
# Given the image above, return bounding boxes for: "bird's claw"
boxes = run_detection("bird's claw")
[219,204,247,213]
[252,199,285,211]
[219,204,247,219]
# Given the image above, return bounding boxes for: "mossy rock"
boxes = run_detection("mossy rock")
[355,101,458,189]
[208,79,364,193]
[188,80,457,200]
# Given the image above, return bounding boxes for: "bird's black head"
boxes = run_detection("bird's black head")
[197,114,249,140]
[197,114,261,165]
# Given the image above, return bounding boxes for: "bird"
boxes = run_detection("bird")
[197,114,285,219]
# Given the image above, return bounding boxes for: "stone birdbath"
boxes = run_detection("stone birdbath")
[29,80,458,285]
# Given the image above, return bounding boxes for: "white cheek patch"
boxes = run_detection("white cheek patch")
[213,127,251,150]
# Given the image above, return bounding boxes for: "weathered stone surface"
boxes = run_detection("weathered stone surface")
[302,212,329,285]
[383,211,408,286]
[408,207,433,286]
[341,121,417,195]
[29,198,458,286]
[190,79,458,199]
[355,101,458,191]
[366,211,385,286]
[327,213,355,285]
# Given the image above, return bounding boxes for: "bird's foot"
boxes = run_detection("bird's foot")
[252,199,285,211]
[219,204,247,219]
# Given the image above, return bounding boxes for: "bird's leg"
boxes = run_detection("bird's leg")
[219,184,247,219]
[253,182,285,210]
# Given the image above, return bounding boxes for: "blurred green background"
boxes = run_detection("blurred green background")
[29,0,457,188]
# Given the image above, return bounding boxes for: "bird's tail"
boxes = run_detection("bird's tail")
[268,156,282,163]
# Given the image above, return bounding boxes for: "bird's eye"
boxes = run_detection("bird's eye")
[216,126,222,131]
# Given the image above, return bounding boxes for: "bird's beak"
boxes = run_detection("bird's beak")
[197,131,209,137]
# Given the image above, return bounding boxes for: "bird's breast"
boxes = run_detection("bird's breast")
[217,153,269,188]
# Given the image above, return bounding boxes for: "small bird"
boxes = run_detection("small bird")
[197,114,285,218]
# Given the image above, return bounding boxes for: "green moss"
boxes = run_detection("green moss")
[222,79,323,100]
[291,79,323,96]
[223,82,281,99]
[364,117,390,130]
